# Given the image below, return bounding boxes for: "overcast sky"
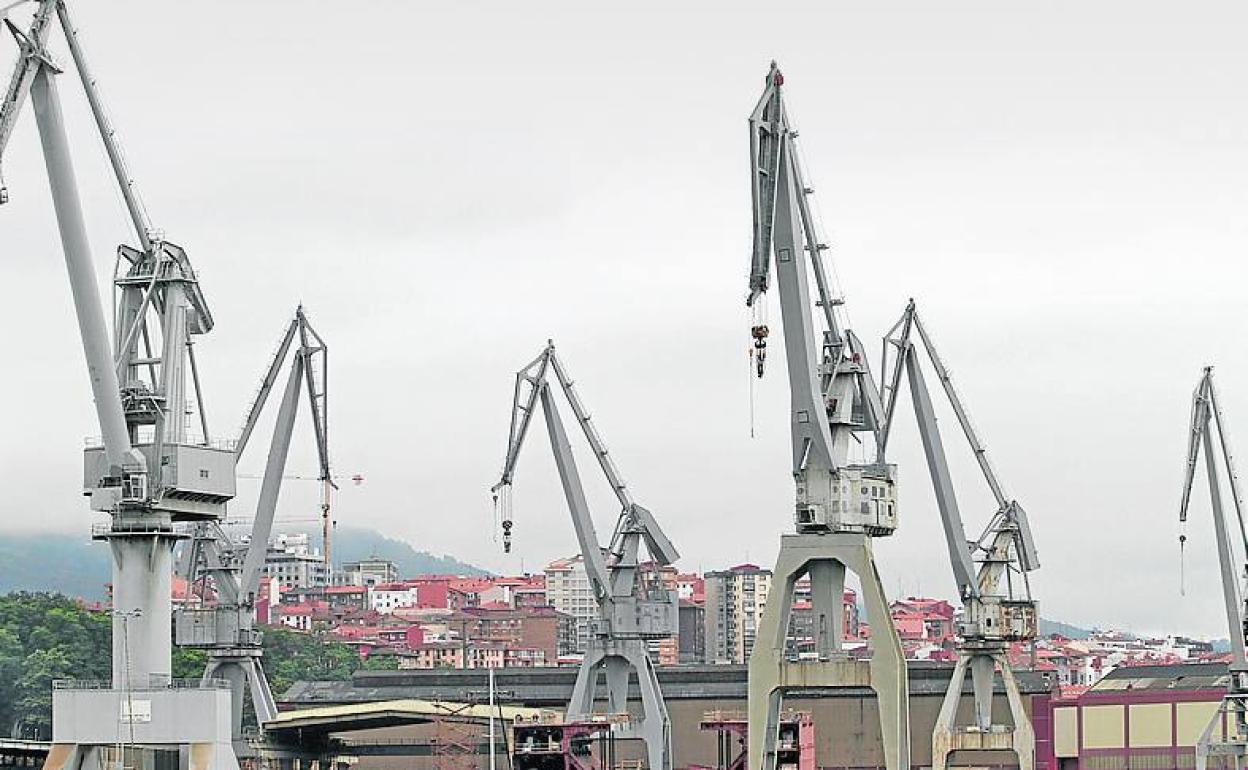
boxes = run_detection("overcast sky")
[2,0,1247,637]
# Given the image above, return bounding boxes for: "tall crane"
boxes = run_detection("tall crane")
[1179,367,1248,770]
[879,300,1040,770]
[176,306,331,756]
[743,62,909,770]
[1,3,240,768]
[491,341,680,770]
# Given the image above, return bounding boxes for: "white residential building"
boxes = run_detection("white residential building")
[370,583,420,614]
[545,555,595,652]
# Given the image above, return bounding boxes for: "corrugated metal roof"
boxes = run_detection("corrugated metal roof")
[1091,662,1231,692]
[266,698,555,736]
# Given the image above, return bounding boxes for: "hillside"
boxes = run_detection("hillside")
[330,526,488,577]
[0,533,112,601]
[1039,617,1094,640]
[0,526,485,600]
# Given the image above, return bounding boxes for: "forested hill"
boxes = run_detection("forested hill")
[0,525,485,600]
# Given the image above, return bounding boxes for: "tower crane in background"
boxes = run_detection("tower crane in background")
[176,306,331,756]
[879,300,1040,770]
[234,305,335,562]
[1,2,240,767]
[744,62,909,770]
[491,341,680,770]
[1179,367,1248,770]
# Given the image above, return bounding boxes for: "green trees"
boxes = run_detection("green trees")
[0,592,110,738]
[0,592,390,739]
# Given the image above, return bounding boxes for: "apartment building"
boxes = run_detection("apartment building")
[704,564,772,664]
[544,555,596,652]
[261,533,329,589]
[336,557,399,587]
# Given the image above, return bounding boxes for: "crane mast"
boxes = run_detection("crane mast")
[879,300,1040,770]
[1179,367,1248,770]
[0,3,240,768]
[176,307,332,757]
[744,62,909,770]
[492,341,679,770]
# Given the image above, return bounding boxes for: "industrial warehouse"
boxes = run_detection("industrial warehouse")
[0,3,1244,770]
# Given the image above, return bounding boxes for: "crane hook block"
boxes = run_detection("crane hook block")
[752,325,770,378]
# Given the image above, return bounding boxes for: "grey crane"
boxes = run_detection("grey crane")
[879,300,1041,770]
[492,341,679,770]
[176,306,331,757]
[1,3,240,768]
[743,62,909,770]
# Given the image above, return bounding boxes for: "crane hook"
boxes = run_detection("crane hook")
[752,324,770,378]
[494,488,513,553]
[1179,532,1187,597]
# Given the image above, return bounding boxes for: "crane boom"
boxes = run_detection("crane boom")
[537,382,611,600]
[1180,368,1248,770]
[0,0,56,203]
[492,341,672,560]
[1180,368,1248,668]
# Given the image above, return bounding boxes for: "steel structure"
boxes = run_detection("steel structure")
[491,341,680,770]
[1179,367,1248,770]
[1,2,239,767]
[177,306,331,756]
[879,300,1040,770]
[744,62,908,770]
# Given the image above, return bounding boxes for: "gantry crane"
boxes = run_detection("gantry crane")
[491,341,680,770]
[879,300,1040,770]
[1,3,239,768]
[176,306,331,756]
[744,62,909,770]
[1179,367,1248,770]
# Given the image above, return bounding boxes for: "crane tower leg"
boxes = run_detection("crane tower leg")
[970,655,995,730]
[605,655,630,715]
[1000,656,1036,770]
[568,646,604,719]
[748,533,909,770]
[627,643,672,770]
[932,653,1035,770]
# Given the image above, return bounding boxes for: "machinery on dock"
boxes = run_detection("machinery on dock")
[743,61,909,770]
[1,1,239,766]
[177,306,332,757]
[878,300,1040,770]
[1179,367,1248,770]
[697,711,814,770]
[492,341,680,770]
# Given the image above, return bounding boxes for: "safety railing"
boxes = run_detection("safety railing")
[53,677,230,691]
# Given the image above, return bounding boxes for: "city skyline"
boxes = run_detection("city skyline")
[1,0,1247,644]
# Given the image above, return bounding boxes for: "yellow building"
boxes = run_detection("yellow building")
[1044,662,1230,770]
